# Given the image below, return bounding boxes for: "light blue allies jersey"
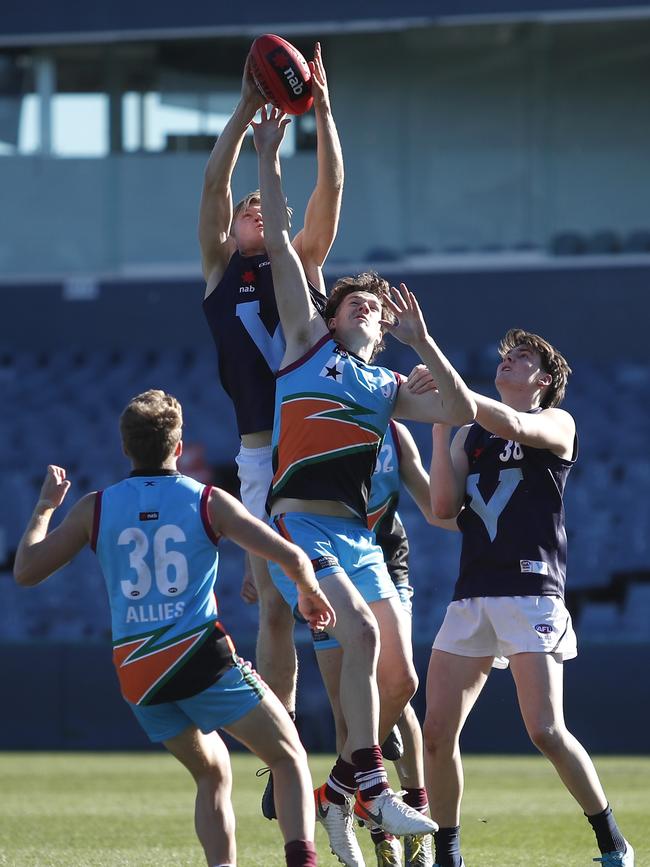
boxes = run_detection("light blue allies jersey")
[269,335,403,520]
[91,471,237,707]
[368,419,409,587]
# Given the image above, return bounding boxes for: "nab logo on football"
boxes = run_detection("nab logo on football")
[534,623,553,634]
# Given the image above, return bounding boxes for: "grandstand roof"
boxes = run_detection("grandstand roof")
[2,1,650,46]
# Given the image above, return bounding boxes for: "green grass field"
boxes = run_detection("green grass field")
[0,752,647,866]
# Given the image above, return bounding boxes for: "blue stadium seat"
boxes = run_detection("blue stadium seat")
[550,231,586,255]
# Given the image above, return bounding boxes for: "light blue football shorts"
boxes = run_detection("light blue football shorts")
[269,512,397,651]
[129,658,266,743]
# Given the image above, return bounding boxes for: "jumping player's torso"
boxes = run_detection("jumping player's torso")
[92,471,235,706]
[270,335,402,520]
[368,419,409,586]
[455,421,576,601]
[203,251,325,439]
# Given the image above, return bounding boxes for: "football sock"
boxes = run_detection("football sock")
[324,755,356,805]
[434,826,462,867]
[586,804,626,854]
[402,786,429,813]
[285,839,317,867]
[352,745,389,799]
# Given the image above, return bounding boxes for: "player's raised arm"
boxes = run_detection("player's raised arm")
[199,58,264,289]
[472,394,575,458]
[253,106,328,365]
[292,42,344,293]
[207,486,335,631]
[394,421,459,531]
[386,284,476,426]
[430,423,470,520]
[14,466,94,586]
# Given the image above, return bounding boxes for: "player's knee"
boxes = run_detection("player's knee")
[197,756,233,794]
[271,726,308,770]
[381,662,418,708]
[422,712,456,756]
[527,721,565,756]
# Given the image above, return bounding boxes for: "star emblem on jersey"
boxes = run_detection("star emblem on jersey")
[320,356,344,381]
[241,270,255,285]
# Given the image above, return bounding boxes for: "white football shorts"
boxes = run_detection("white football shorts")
[433,595,577,669]
[235,444,273,521]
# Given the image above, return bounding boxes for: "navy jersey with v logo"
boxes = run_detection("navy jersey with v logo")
[454,420,576,601]
[203,251,325,436]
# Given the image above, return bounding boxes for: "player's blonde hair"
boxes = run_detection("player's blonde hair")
[119,389,183,467]
[324,272,395,362]
[499,329,572,408]
[232,190,293,227]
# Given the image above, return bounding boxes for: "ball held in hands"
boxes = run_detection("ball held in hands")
[248,34,313,116]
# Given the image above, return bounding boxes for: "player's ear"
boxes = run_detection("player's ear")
[538,373,552,387]
[175,440,183,458]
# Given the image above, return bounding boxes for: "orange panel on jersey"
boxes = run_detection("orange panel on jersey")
[274,396,380,489]
[113,631,204,705]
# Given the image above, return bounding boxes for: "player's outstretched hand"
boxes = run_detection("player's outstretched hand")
[38,465,71,509]
[251,104,291,155]
[309,42,330,112]
[241,54,265,112]
[297,586,336,632]
[381,283,429,348]
[407,363,438,395]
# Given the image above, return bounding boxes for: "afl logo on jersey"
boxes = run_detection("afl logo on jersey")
[534,623,554,634]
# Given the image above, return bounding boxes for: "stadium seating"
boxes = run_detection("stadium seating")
[1,345,648,645]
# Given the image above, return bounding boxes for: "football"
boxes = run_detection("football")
[248,34,313,115]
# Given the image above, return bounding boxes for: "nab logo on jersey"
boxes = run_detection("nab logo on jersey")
[139,511,159,521]
[239,270,256,293]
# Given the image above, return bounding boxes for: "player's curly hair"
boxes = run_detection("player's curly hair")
[324,272,395,362]
[120,389,183,467]
[232,190,293,228]
[499,329,572,408]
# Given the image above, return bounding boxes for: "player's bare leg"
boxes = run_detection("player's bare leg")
[510,651,632,863]
[510,652,608,812]
[225,692,316,859]
[423,651,492,826]
[320,572,381,757]
[315,645,347,752]
[371,596,418,742]
[395,703,424,789]
[163,727,236,867]
[250,553,298,712]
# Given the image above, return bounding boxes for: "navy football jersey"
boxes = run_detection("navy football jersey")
[368,420,409,586]
[454,418,576,601]
[202,251,325,436]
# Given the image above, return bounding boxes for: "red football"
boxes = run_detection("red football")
[248,34,313,116]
